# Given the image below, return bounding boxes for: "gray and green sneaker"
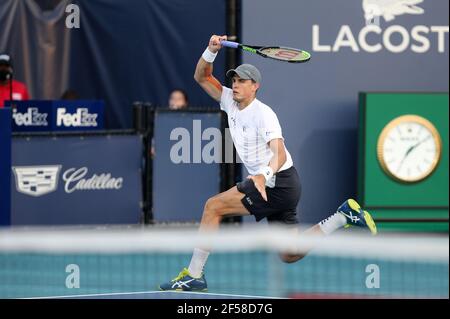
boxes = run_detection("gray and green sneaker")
[159,268,207,292]
[337,199,377,235]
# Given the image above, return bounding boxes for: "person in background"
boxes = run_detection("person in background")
[0,53,30,108]
[60,89,80,100]
[150,89,190,158]
[168,88,189,110]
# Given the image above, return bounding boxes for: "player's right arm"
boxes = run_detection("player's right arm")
[194,35,227,102]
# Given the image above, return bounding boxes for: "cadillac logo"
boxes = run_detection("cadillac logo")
[12,165,61,197]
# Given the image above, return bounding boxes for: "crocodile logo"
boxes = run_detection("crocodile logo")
[363,0,424,22]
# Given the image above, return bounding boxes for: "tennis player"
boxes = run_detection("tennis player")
[160,35,377,292]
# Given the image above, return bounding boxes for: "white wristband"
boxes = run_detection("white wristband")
[202,47,218,63]
[259,166,274,182]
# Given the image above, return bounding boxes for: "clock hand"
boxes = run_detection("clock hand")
[405,135,432,157]
[404,145,415,158]
[397,135,432,172]
[397,143,415,172]
[397,152,408,172]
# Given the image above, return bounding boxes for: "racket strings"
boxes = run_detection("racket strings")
[260,47,310,62]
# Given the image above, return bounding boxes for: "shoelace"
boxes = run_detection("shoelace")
[172,268,189,282]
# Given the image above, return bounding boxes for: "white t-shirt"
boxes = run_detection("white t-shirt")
[220,86,293,177]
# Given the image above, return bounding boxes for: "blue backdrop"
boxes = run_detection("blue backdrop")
[0,0,226,128]
[242,0,449,224]
[2,0,448,225]
[68,0,227,128]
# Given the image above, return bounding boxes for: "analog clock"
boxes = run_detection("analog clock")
[377,115,442,183]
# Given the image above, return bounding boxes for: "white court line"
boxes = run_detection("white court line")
[160,291,284,299]
[22,290,284,299]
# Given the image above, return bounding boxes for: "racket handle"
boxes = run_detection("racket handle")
[220,40,239,49]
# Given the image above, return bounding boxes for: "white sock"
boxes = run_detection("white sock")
[318,212,347,235]
[188,248,210,278]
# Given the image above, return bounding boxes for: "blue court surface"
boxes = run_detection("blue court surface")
[4,250,446,299]
[1,228,448,299]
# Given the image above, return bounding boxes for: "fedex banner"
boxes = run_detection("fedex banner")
[6,100,104,132]
[11,134,142,225]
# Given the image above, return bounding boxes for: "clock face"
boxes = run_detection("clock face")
[377,115,442,183]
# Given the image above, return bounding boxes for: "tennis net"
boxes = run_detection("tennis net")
[0,225,448,299]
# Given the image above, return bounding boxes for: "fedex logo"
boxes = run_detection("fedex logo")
[12,107,48,126]
[56,108,98,127]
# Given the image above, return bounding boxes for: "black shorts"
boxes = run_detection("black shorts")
[237,166,301,225]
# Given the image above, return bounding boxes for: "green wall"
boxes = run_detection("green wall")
[358,93,449,232]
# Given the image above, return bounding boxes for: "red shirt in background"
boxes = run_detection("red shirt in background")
[0,80,30,107]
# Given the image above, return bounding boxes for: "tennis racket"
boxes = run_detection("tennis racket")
[220,40,311,63]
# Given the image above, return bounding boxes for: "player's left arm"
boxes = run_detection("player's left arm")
[248,138,286,201]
